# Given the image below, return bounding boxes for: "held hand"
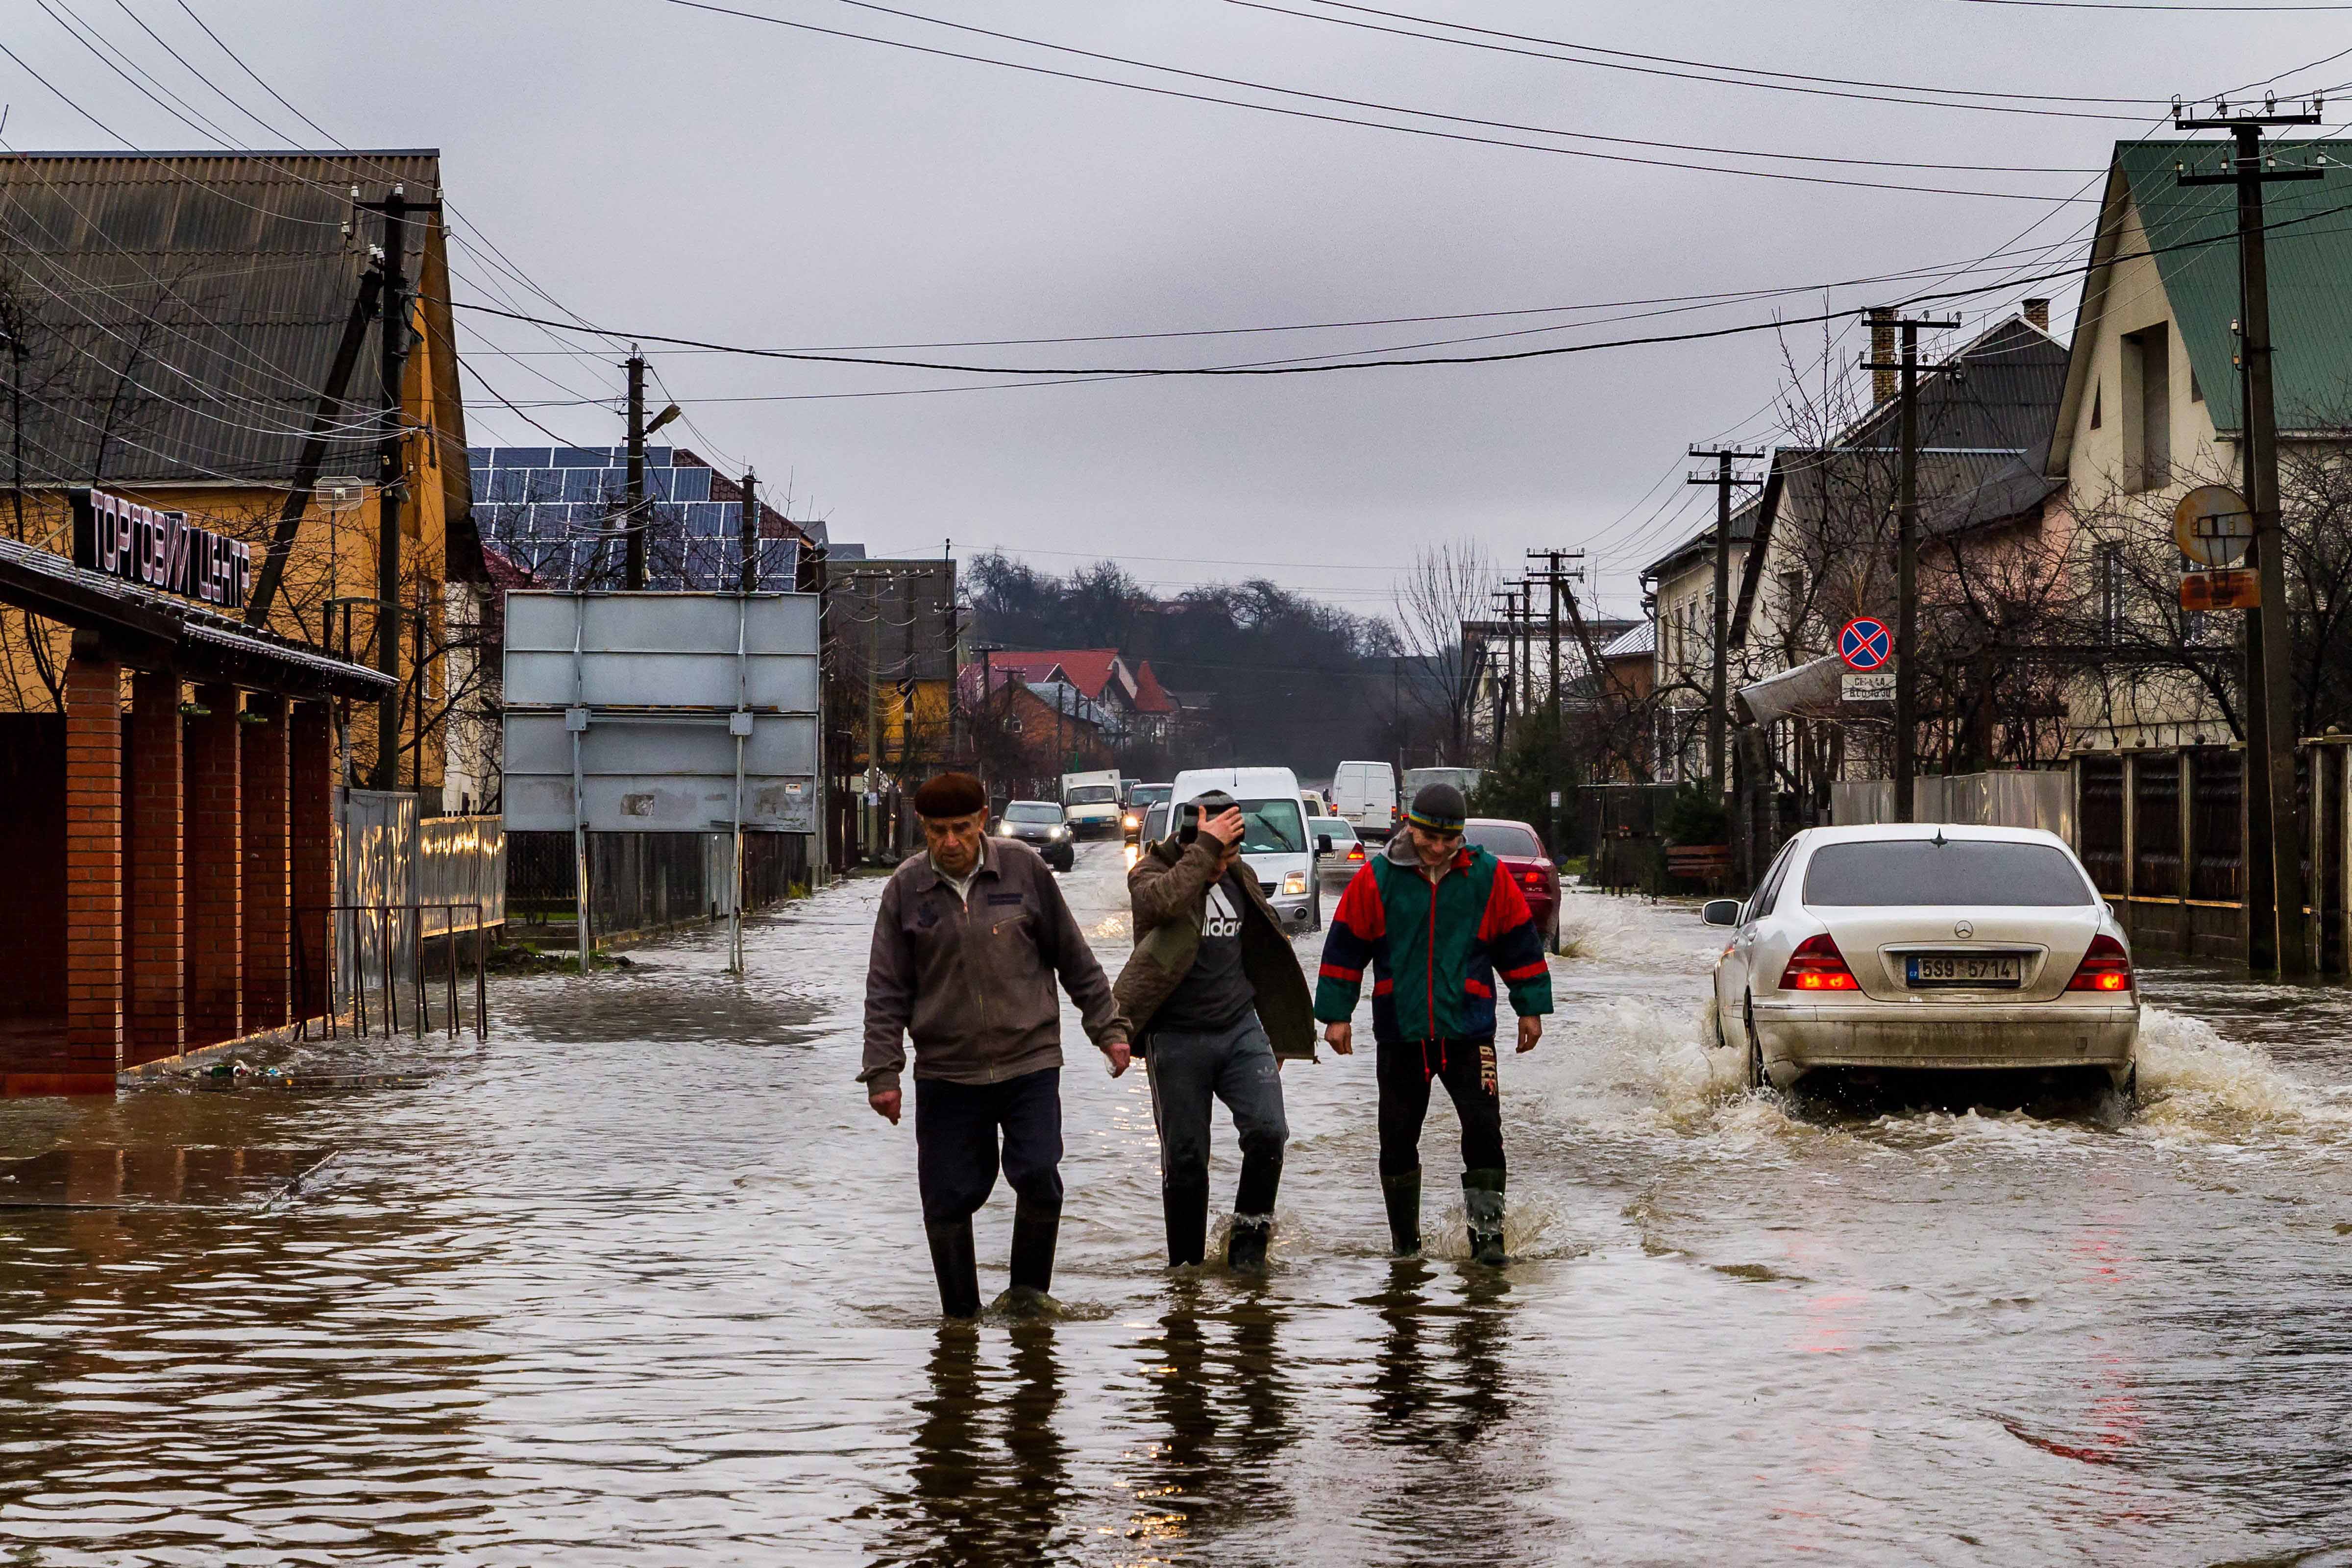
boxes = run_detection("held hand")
[1516,1014,1543,1054]
[1200,807,1246,850]
[1325,1021,1354,1055]
[1104,1040,1132,1077]
[869,1088,903,1125]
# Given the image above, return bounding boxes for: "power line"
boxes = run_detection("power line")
[656,0,2117,200]
[1231,0,2183,116]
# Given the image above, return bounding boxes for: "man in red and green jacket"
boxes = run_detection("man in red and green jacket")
[1315,783,1551,1264]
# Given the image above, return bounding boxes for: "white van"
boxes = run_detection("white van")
[1331,760,1399,839]
[1166,766,1321,933]
[1060,769,1123,838]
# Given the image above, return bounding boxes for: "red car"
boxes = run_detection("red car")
[1465,817,1560,952]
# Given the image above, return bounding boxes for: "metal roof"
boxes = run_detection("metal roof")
[1600,620,1655,659]
[0,151,444,486]
[2117,139,2352,435]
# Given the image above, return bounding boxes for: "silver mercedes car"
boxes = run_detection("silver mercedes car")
[1704,824,2139,1097]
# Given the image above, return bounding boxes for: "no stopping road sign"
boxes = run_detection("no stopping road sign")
[1839,616,1891,671]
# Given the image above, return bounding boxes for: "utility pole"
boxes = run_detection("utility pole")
[738,468,759,594]
[1527,548,1590,856]
[1687,449,1764,802]
[354,182,440,791]
[1489,585,1522,749]
[1862,311,1963,823]
[2179,96,2326,974]
[623,350,647,591]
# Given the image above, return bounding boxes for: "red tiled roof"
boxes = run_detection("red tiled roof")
[1130,661,1176,714]
[993,648,1122,700]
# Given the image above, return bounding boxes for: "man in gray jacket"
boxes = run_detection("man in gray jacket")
[862,772,1131,1318]
[1116,790,1315,1274]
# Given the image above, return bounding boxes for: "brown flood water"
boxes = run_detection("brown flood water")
[1,838,2350,1564]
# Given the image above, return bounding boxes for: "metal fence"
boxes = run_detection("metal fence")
[338,791,506,1007]
[506,829,810,940]
[1830,770,2073,838]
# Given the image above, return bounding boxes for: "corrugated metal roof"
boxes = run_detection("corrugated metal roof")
[1600,620,1654,658]
[2115,138,2352,433]
[0,151,440,486]
[1836,317,2068,466]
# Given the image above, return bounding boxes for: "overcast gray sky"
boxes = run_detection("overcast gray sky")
[4,0,2342,618]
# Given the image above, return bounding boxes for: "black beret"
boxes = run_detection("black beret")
[914,772,988,818]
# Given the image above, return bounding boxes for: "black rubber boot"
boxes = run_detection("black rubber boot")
[1463,1167,1507,1266]
[925,1218,981,1320]
[1164,1180,1210,1269]
[1381,1168,1422,1257]
[1226,1217,1272,1274]
[1004,1198,1060,1309]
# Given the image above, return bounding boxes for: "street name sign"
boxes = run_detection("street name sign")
[1839,617,1891,671]
[2180,569,2259,612]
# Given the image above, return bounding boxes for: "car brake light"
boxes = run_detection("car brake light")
[2066,933,2133,992]
[1518,868,1544,888]
[1779,933,1860,991]
[1348,845,1363,861]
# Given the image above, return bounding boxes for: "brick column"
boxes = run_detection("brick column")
[52,651,122,1095]
[290,702,335,1024]
[184,684,241,1048]
[125,670,185,1067]
[241,693,291,1030]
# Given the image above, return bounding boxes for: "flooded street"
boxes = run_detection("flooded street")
[3,839,2351,1565]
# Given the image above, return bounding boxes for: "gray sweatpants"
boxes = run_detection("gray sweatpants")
[1146,1013,1289,1218]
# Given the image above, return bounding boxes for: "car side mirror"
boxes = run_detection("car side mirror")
[1701,898,1741,927]
[1317,834,1333,855]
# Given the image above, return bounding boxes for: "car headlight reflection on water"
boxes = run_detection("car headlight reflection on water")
[1281,870,1307,896]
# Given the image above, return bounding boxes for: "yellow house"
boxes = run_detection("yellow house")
[0,150,480,804]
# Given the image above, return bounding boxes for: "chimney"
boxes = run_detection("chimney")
[2022,297,2051,334]
[1869,308,1896,408]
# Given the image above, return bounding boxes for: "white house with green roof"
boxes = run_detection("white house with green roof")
[2050,137,2352,752]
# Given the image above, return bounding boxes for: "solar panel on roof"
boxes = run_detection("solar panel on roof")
[645,447,672,466]
[495,447,551,468]
[673,467,710,502]
[553,447,610,467]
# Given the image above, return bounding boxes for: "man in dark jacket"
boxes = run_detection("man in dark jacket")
[863,772,1131,1318]
[1315,783,1551,1265]
[1116,790,1316,1273]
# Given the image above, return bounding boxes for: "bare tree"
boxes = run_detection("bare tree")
[1393,539,1496,764]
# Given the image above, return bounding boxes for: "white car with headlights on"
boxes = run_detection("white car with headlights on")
[1704,824,2138,1098]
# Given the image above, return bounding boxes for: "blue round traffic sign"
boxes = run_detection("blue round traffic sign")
[1839,617,1891,671]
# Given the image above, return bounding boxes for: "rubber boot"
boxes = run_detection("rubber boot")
[1226,1216,1272,1274]
[925,1218,982,1320]
[998,1198,1060,1314]
[1164,1179,1210,1269]
[1463,1168,1507,1266]
[1381,1168,1422,1257]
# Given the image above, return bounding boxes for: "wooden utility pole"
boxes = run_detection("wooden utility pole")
[1862,313,1962,822]
[354,182,439,790]
[1687,448,1764,800]
[623,350,648,591]
[2179,99,2325,974]
[738,468,759,594]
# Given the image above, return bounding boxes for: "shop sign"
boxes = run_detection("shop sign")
[70,488,252,611]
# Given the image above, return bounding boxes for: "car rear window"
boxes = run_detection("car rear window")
[1465,823,1542,858]
[1801,839,2092,906]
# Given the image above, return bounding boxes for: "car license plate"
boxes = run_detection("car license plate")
[1906,953,2025,988]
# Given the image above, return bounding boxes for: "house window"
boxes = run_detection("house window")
[2097,542,2127,641]
[2189,363,2204,403]
[2090,382,2102,430]
[2125,324,2172,491]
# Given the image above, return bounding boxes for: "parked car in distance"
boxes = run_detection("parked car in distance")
[1704,824,2138,1097]
[1060,771,1123,838]
[1465,818,1558,953]
[1167,765,1320,932]
[1141,801,1172,846]
[1308,815,1365,893]
[996,800,1076,872]
[1124,782,1173,844]
[1332,760,1399,840]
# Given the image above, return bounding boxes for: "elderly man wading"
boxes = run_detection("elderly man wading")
[1315,783,1552,1264]
[1116,790,1317,1274]
[861,772,1131,1319]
